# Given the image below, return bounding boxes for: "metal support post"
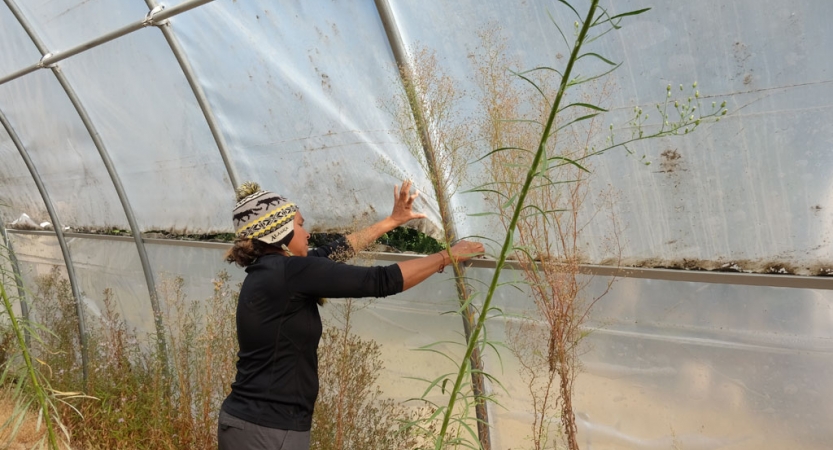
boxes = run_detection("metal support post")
[372,1,492,448]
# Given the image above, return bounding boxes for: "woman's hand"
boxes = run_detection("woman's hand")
[398,239,486,291]
[346,180,428,252]
[389,180,427,226]
[447,240,485,263]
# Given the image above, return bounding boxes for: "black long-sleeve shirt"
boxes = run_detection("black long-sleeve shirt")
[220,240,404,431]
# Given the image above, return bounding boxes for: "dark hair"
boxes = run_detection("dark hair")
[224,231,294,267]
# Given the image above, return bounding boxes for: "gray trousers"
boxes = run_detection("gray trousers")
[217,410,311,450]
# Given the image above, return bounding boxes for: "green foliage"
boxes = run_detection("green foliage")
[309,227,444,254]
[377,227,444,254]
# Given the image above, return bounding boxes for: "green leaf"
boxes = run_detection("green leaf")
[517,65,565,79]
[584,22,618,44]
[502,193,519,209]
[548,155,588,171]
[411,372,459,398]
[576,52,617,65]
[498,118,544,127]
[595,7,652,29]
[566,62,622,87]
[558,102,608,113]
[456,294,475,315]
[484,341,506,374]
[466,211,499,218]
[538,149,550,174]
[418,339,467,350]
[556,0,581,19]
[554,113,601,133]
[609,7,652,21]
[509,69,550,104]
[456,420,481,446]
[474,146,532,163]
[463,187,509,201]
[548,10,572,51]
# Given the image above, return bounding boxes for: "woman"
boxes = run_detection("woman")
[218,180,484,450]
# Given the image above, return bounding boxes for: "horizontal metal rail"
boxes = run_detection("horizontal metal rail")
[9,229,833,290]
[0,0,213,86]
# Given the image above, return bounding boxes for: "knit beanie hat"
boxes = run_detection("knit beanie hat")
[232,182,298,245]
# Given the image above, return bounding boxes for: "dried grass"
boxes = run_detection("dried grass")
[0,391,46,449]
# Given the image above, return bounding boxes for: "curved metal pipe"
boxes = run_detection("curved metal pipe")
[0,224,30,346]
[143,0,240,190]
[0,109,89,380]
[4,0,168,366]
[372,1,492,447]
[0,0,214,86]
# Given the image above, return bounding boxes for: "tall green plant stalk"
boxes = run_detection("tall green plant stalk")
[452,4,727,450]
[435,2,603,447]
[0,248,60,449]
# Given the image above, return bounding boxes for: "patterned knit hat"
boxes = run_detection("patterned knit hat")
[232,182,298,245]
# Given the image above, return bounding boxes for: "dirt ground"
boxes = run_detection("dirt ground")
[0,391,47,449]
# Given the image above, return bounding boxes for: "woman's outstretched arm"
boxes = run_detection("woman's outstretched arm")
[398,240,484,291]
[345,180,427,252]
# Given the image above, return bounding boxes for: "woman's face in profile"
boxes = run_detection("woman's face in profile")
[287,212,310,257]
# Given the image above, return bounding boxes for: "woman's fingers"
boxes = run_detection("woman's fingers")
[398,180,418,206]
[450,240,485,261]
[401,180,412,200]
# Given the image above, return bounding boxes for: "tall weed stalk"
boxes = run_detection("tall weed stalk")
[429,1,726,448]
[312,298,418,449]
[476,24,623,450]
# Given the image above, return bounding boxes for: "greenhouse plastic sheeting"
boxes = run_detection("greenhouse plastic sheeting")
[145,241,246,308]
[389,0,833,267]
[0,126,47,227]
[481,268,832,449]
[59,28,233,232]
[0,70,129,228]
[11,1,148,52]
[1,0,831,265]
[163,0,444,235]
[456,265,831,449]
[10,234,154,334]
[2,0,833,448]
[0,4,39,75]
[6,232,66,305]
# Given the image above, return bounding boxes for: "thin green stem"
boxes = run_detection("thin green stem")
[434,1,601,447]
